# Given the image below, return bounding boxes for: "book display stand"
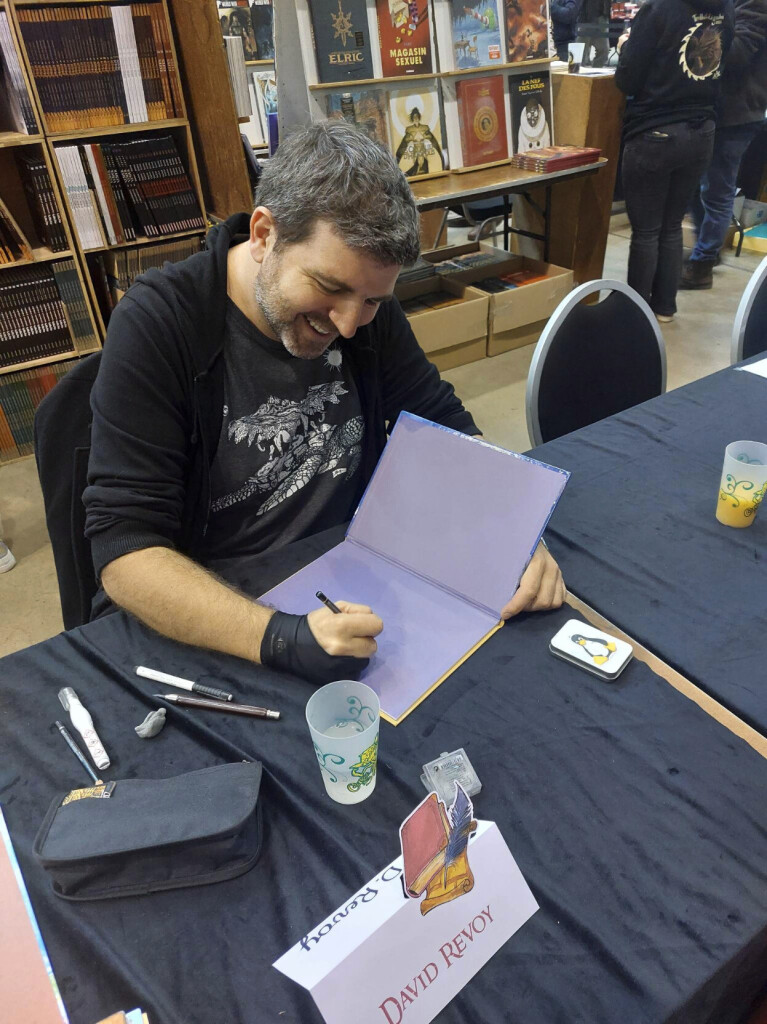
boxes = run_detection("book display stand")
[292,0,555,177]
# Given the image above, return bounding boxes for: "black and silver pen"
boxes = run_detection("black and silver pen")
[316,590,342,614]
[136,665,233,702]
[54,720,102,785]
[155,694,280,719]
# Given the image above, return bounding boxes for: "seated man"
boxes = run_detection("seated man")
[84,121,565,684]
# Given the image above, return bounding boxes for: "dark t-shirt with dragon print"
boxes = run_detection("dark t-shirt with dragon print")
[202,300,364,560]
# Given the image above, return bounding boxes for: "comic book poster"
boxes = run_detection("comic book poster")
[376,0,434,77]
[388,87,447,177]
[326,89,390,147]
[217,1,258,61]
[509,71,552,154]
[250,0,274,60]
[504,0,550,62]
[449,0,504,69]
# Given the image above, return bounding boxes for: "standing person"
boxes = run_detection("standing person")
[551,0,582,60]
[615,0,733,322]
[578,0,610,66]
[681,0,767,289]
[0,513,15,572]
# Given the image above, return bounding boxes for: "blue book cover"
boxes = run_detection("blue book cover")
[309,0,375,83]
[450,0,504,69]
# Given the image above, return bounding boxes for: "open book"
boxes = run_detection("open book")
[260,413,569,724]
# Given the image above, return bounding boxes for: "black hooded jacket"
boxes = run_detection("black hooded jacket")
[720,0,767,127]
[83,214,478,582]
[615,0,734,140]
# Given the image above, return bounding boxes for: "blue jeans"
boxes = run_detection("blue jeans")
[623,119,715,316]
[689,122,762,263]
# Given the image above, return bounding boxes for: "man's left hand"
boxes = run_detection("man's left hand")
[501,542,566,619]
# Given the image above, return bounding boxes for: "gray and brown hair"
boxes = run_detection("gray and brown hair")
[254,120,420,266]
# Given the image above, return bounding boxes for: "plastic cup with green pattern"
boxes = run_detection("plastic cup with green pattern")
[716,440,767,528]
[305,680,380,805]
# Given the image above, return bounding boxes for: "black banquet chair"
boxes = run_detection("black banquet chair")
[525,279,667,447]
[34,352,102,629]
[731,253,767,365]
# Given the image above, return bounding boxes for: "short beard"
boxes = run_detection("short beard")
[254,246,330,360]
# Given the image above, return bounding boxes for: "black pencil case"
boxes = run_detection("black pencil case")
[33,761,263,901]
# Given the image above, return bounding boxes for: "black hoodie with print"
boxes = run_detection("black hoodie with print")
[615,0,734,140]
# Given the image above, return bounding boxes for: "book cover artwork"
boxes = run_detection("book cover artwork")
[310,0,375,82]
[510,71,552,153]
[504,0,550,62]
[326,89,390,147]
[376,0,434,77]
[456,74,508,166]
[450,0,503,69]
[253,68,277,114]
[218,1,258,61]
[401,785,478,916]
[388,89,446,178]
[250,0,274,59]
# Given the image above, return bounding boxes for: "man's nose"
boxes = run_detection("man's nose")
[329,300,365,339]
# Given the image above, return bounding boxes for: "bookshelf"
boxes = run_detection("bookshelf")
[0,0,210,464]
[8,0,209,340]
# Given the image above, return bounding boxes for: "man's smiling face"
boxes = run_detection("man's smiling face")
[253,220,400,360]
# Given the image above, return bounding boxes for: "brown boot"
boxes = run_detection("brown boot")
[680,259,714,289]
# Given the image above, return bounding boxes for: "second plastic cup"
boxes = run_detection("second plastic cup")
[716,440,767,528]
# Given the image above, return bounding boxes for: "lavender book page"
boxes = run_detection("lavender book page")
[259,414,568,723]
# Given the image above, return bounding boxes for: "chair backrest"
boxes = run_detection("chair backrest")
[241,133,263,197]
[34,352,101,629]
[731,254,767,365]
[526,279,667,447]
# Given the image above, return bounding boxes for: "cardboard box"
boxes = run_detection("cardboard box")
[740,198,767,229]
[421,242,574,356]
[396,275,489,372]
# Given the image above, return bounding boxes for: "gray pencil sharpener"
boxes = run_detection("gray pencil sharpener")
[420,748,481,805]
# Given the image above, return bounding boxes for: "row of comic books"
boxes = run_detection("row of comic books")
[0,357,80,461]
[16,2,182,132]
[325,69,557,176]
[0,260,97,371]
[306,0,550,85]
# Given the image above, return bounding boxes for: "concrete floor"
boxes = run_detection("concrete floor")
[0,223,762,659]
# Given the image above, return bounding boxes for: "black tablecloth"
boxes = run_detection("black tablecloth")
[531,365,767,734]
[3,529,767,1024]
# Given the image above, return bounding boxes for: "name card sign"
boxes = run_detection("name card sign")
[273,821,538,1024]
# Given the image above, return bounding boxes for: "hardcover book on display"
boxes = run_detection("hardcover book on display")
[309,0,375,83]
[509,70,552,154]
[456,74,508,167]
[217,1,258,61]
[326,89,390,147]
[375,0,434,77]
[449,0,504,68]
[259,413,569,724]
[504,0,550,62]
[249,0,274,59]
[388,87,447,178]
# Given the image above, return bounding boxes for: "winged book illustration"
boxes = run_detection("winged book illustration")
[400,784,478,916]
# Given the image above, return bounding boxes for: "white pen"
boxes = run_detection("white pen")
[135,666,233,702]
[58,688,110,770]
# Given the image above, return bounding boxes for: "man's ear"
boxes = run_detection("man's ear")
[249,206,277,265]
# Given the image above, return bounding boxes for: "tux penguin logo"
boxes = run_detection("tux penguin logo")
[571,633,617,666]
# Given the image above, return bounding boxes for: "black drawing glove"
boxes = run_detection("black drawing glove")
[261,611,370,685]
